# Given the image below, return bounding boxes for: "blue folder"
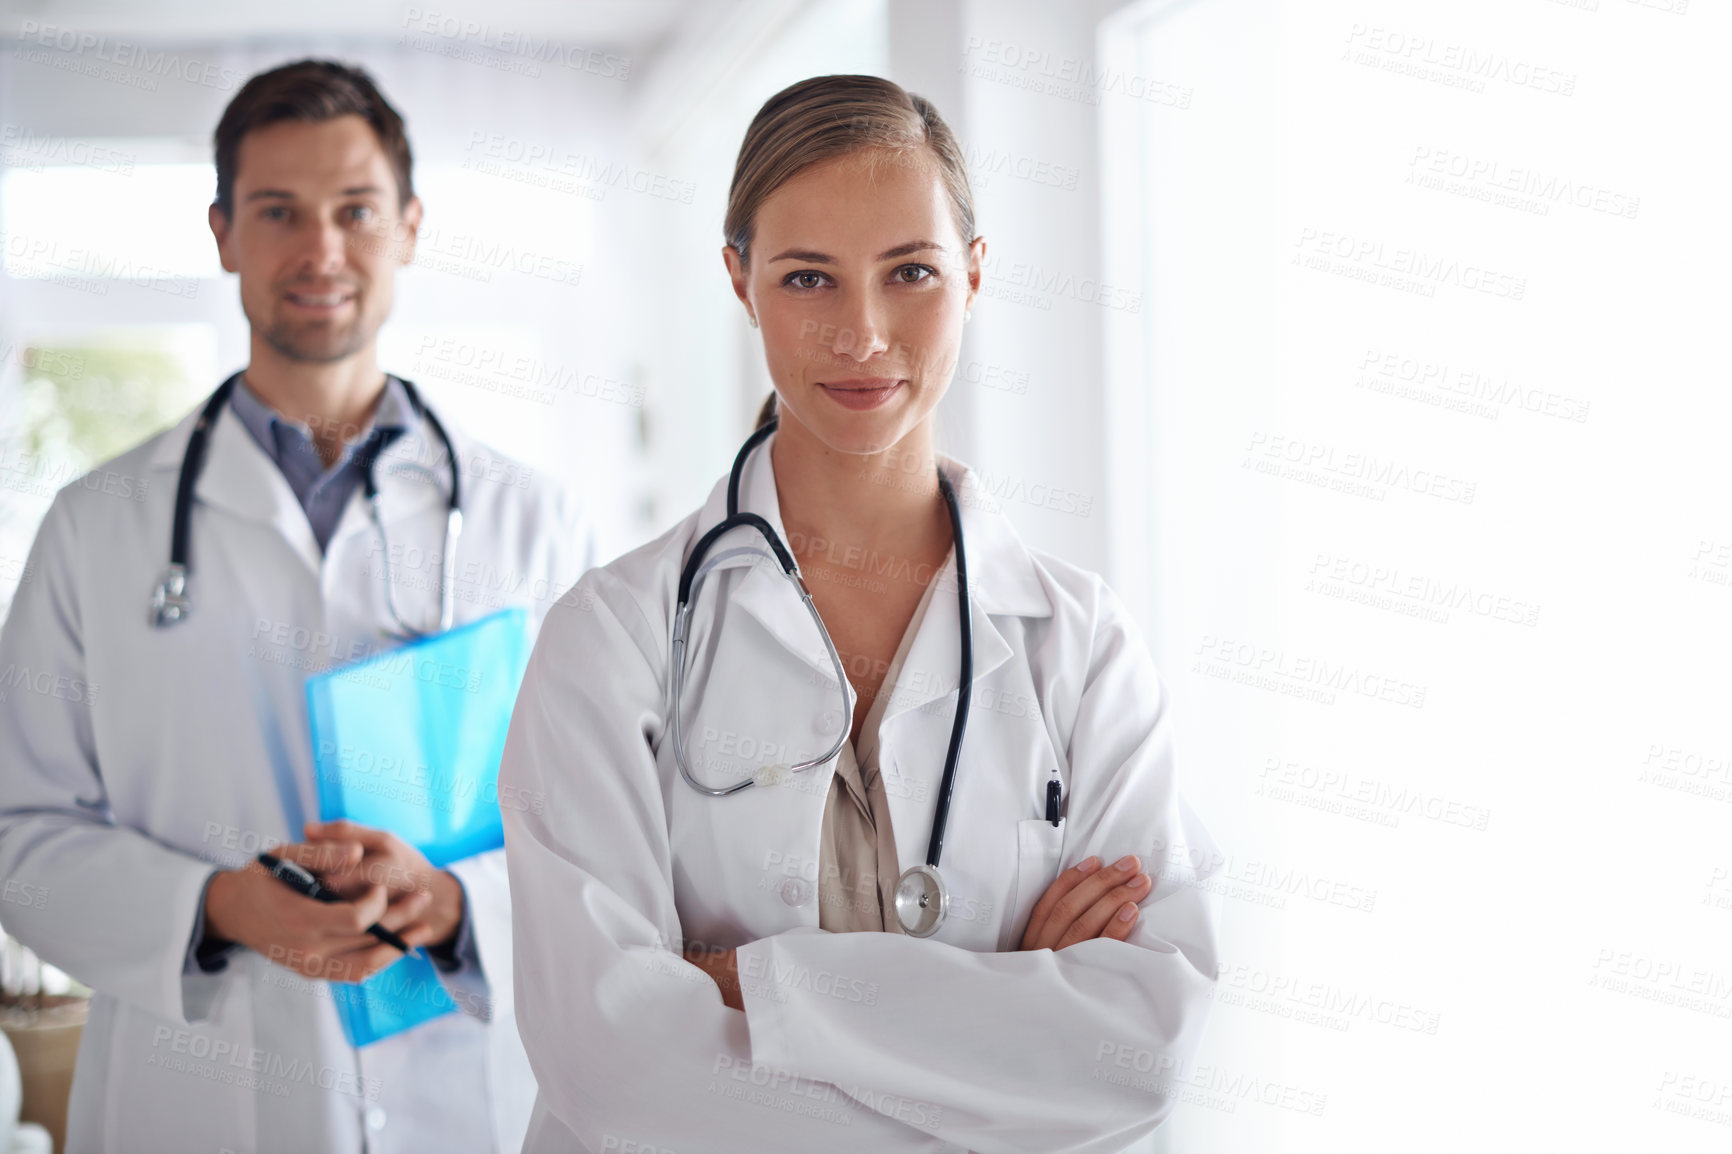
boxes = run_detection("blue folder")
[305,608,532,1046]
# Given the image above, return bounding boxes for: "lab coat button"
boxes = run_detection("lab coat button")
[779,878,811,907]
[364,1107,387,1132]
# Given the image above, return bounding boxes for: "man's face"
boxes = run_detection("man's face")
[210,114,421,365]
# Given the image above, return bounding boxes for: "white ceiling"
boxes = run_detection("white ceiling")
[0,0,700,49]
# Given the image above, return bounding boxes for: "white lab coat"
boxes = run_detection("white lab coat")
[501,436,1219,1154]
[0,390,594,1154]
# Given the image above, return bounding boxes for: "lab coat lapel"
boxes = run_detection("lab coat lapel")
[323,407,449,554]
[145,399,321,830]
[690,431,849,687]
[877,458,1050,728]
[876,459,1054,877]
[147,400,324,578]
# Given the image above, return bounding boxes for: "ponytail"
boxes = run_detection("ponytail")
[754,391,779,428]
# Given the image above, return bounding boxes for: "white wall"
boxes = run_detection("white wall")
[1107,0,1732,1150]
[943,0,1129,577]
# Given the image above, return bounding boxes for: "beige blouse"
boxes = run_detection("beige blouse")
[816,571,943,934]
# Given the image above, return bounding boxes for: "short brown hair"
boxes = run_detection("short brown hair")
[213,59,413,217]
[724,75,975,263]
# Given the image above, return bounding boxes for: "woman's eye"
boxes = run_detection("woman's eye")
[893,264,936,284]
[785,270,828,290]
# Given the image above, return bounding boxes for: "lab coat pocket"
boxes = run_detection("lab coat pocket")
[1002,817,1066,951]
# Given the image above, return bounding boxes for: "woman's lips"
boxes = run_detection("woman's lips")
[818,379,904,411]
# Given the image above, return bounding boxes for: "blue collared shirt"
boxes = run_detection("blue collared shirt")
[228,374,415,551]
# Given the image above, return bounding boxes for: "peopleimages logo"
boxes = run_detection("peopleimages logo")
[1292,228,1526,301]
[462,133,694,204]
[13,21,247,91]
[1341,23,1577,96]
[399,9,631,79]
[0,123,134,174]
[962,37,1193,109]
[1243,431,1478,506]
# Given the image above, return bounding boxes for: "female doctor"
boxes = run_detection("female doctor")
[501,75,1218,1153]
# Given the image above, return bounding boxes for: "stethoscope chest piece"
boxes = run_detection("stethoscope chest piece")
[894,864,948,938]
[150,563,191,626]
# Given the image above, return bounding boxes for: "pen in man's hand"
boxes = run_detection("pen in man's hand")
[256,851,412,954]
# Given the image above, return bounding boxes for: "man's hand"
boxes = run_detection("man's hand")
[203,840,431,984]
[300,820,465,950]
[1019,855,1152,951]
[684,944,742,1011]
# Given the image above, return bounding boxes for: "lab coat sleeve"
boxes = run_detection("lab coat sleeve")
[501,572,958,1153]
[183,875,241,973]
[431,854,497,1020]
[0,492,225,1025]
[735,584,1221,1154]
[530,481,600,630]
[432,478,599,1023]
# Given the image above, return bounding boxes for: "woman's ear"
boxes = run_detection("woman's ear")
[722,245,755,323]
[965,236,986,314]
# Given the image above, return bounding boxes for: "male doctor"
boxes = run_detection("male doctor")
[0,60,591,1152]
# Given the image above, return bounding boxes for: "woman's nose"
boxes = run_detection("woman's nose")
[830,293,890,362]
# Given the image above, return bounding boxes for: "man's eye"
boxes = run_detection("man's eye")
[348,206,375,224]
[262,206,289,222]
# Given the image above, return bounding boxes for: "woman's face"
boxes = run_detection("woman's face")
[725,149,984,456]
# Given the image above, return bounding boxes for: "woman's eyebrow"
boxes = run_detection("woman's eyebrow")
[766,240,945,264]
[768,248,833,263]
[877,240,943,260]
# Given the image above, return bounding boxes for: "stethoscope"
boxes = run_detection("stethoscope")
[149,372,464,638]
[669,416,973,937]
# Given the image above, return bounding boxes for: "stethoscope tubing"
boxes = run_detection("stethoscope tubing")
[669,417,972,874]
[152,372,461,637]
[924,473,972,871]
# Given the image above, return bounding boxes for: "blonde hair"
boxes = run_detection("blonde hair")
[724,75,976,264]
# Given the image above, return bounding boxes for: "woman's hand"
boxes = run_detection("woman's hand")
[679,856,1150,1003]
[1019,855,1152,951]
[685,944,743,1010]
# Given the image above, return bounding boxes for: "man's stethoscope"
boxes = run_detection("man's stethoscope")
[149,372,463,637]
[669,417,975,938]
